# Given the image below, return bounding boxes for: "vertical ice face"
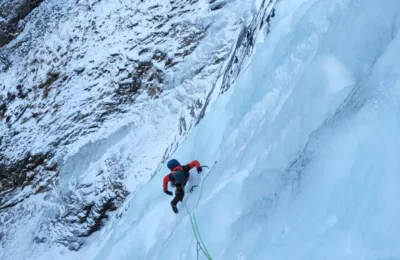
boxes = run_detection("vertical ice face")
[81,0,400,259]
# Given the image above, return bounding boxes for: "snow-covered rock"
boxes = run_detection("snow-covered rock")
[0,0,44,47]
[0,0,267,256]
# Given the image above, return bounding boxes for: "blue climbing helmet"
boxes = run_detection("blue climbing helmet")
[173,171,186,184]
[167,159,181,171]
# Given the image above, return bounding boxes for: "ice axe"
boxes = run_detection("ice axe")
[189,165,210,193]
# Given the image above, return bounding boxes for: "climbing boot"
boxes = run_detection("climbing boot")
[171,203,178,214]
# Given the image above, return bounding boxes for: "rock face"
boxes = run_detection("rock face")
[0,152,56,210]
[221,0,276,94]
[0,0,276,257]
[0,0,44,47]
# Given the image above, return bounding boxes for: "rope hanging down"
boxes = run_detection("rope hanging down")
[185,161,217,260]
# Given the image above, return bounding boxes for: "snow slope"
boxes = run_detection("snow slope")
[69,0,400,259]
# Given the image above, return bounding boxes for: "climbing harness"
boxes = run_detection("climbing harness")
[185,161,217,260]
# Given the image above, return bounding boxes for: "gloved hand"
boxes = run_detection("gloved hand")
[164,190,173,196]
[197,167,202,174]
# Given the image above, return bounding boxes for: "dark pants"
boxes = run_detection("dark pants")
[171,186,185,206]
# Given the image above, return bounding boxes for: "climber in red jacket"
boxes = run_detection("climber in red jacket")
[163,159,202,213]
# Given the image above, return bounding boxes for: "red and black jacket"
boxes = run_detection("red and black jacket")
[163,160,201,192]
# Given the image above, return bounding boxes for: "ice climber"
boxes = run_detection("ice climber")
[163,159,202,213]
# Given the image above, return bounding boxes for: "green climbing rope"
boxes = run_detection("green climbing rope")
[185,161,217,260]
[193,213,212,259]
